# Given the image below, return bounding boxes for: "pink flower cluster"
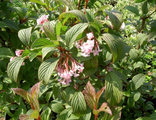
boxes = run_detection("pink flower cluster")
[10,50,25,65]
[76,33,102,57]
[37,15,49,25]
[56,55,84,85]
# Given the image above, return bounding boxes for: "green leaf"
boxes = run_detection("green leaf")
[129,48,138,60]
[0,48,14,58]
[38,58,59,84]
[134,92,141,101]
[136,33,148,47]
[136,117,153,120]
[57,107,72,120]
[50,101,64,113]
[65,23,88,49]
[29,51,41,61]
[148,32,156,41]
[43,21,57,40]
[0,20,19,30]
[71,92,87,115]
[40,108,51,120]
[85,9,94,22]
[42,47,56,60]
[142,1,150,14]
[125,6,139,15]
[59,10,88,23]
[31,38,54,49]
[105,10,123,30]
[105,72,122,106]
[30,0,46,6]
[133,61,144,69]
[7,57,25,82]
[135,0,146,3]
[18,27,32,46]
[46,91,53,103]
[22,49,30,58]
[30,110,39,119]
[101,33,123,63]
[130,74,146,91]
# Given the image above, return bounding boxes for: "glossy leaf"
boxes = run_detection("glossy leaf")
[130,74,146,91]
[50,101,64,113]
[65,23,88,49]
[7,57,25,82]
[136,33,148,47]
[71,92,87,115]
[134,92,141,101]
[38,58,59,84]
[0,20,19,30]
[30,0,46,6]
[18,27,32,46]
[101,33,123,63]
[96,86,106,105]
[105,72,123,106]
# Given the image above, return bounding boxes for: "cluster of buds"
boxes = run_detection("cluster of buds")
[10,50,25,65]
[76,33,102,57]
[56,52,84,85]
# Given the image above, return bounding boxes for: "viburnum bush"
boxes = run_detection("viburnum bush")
[0,0,156,120]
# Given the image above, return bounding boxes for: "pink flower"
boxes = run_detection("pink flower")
[86,33,94,40]
[10,57,16,62]
[93,43,102,56]
[56,55,84,85]
[15,50,24,57]
[10,0,13,2]
[37,15,49,25]
[80,40,94,57]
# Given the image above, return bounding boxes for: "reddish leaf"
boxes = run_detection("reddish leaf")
[84,81,96,97]
[12,88,30,103]
[19,114,30,120]
[83,93,95,109]
[30,81,42,99]
[96,86,106,105]
[98,102,112,115]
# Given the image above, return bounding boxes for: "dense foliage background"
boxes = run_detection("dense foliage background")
[0,0,156,120]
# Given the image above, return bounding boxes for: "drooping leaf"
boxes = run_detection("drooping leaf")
[130,74,146,91]
[65,23,88,49]
[101,33,123,63]
[105,72,122,106]
[59,10,88,23]
[42,47,56,60]
[105,10,123,30]
[12,88,30,103]
[38,58,59,84]
[7,57,25,82]
[97,102,112,115]
[71,92,87,115]
[0,48,14,58]
[31,38,54,49]
[18,27,32,46]
[125,6,139,15]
